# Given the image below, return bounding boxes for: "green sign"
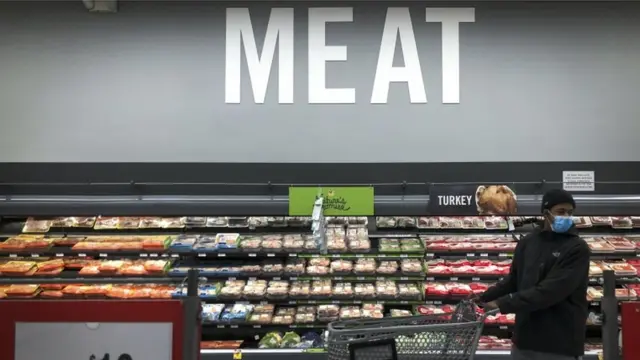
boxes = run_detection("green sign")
[288,186,374,216]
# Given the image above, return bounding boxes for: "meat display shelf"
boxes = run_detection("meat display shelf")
[192,299,427,305]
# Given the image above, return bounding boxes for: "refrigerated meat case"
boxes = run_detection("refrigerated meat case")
[1,194,638,360]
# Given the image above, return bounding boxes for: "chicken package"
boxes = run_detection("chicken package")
[340,306,362,320]
[262,260,284,276]
[310,280,332,298]
[332,282,354,299]
[248,216,269,228]
[205,217,228,227]
[354,283,376,299]
[284,258,306,276]
[242,280,268,300]
[362,303,384,318]
[376,280,398,299]
[377,261,399,275]
[266,280,290,300]
[238,236,262,252]
[396,217,417,228]
[0,261,37,275]
[289,281,311,299]
[379,238,401,252]
[295,306,316,323]
[418,217,440,229]
[354,258,376,275]
[376,217,397,228]
[611,217,633,229]
[317,304,340,322]
[219,280,246,300]
[22,218,52,233]
[283,234,305,252]
[181,217,207,227]
[330,259,353,275]
[398,283,422,300]
[262,235,284,252]
[401,259,424,275]
[462,217,485,229]
[438,217,464,229]
[590,217,612,226]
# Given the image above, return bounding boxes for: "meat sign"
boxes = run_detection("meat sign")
[225,7,475,104]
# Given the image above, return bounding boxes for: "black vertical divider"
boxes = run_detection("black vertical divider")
[182,269,201,360]
[602,270,620,360]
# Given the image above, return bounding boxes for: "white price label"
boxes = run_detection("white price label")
[289,253,297,257]
[426,253,434,257]
[150,253,159,258]
[171,254,179,258]
[31,254,40,258]
[466,253,474,257]
[139,253,148,257]
[9,254,17,258]
[472,277,480,281]
[217,253,226,257]
[400,277,409,281]
[267,253,275,257]
[450,277,458,281]
[355,254,364,258]
[217,325,225,329]
[197,253,206,257]
[253,325,261,328]
[78,253,87,257]
[55,253,64,257]
[480,253,489,257]
[499,253,507,257]
[248,253,257,257]
[15,322,171,360]
[563,170,595,192]
[99,253,108,258]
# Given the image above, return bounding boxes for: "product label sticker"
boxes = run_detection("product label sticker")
[233,349,242,360]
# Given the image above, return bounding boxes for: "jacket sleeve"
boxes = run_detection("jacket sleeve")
[479,239,522,303]
[496,241,590,314]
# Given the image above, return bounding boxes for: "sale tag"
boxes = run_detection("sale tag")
[233,350,243,360]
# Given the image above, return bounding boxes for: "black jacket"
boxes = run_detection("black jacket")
[479,227,590,357]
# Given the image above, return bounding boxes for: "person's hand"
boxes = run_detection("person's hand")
[466,293,480,302]
[483,301,499,310]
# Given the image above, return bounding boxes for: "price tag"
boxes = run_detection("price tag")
[499,326,508,330]
[334,277,343,280]
[289,253,297,257]
[217,253,226,257]
[229,277,237,281]
[171,254,179,258]
[31,254,40,258]
[400,301,408,304]
[480,253,489,257]
[357,277,366,281]
[355,254,364,258]
[259,301,269,305]
[466,253,475,257]
[311,254,320,258]
[332,300,340,304]
[55,253,64,257]
[149,253,159,258]
[400,277,409,281]
[9,254,17,258]
[426,277,435,281]
[14,322,171,360]
[217,325,225,328]
[230,325,238,329]
[78,253,87,257]
[498,253,507,258]
[273,277,281,281]
[400,254,408,258]
[331,254,340,258]
[289,277,298,281]
[197,253,206,257]
[267,253,275,257]
[99,253,108,258]
[472,277,480,281]
[288,301,296,305]
[426,253,434,257]
[248,253,257,257]
[248,277,257,281]
[139,253,148,258]
[450,277,459,281]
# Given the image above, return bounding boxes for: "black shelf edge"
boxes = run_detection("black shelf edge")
[1,194,640,216]
[192,299,425,305]
[169,274,425,281]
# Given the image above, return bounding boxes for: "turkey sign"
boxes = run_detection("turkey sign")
[428,184,518,216]
[225,7,475,104]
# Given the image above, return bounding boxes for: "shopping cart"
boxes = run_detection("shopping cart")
[326,300,499,360]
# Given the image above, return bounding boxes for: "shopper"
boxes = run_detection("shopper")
[477,189,590,360]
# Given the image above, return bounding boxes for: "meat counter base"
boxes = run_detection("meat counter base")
[200,349,601,360]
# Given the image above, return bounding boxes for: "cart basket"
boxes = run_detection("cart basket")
[326,301,498,360]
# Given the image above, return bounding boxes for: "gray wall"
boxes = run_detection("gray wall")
[0,1,638,163]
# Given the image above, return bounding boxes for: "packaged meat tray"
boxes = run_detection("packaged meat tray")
[438,217,464,229]
[181,217,207,227]
[400,238,423,252]
[462,217,485,229]
[310,280,332,299]
[218,280,245,300]
[589,261,607,276]
[587,287,603,301]
[604,261,637,276]
[390,309,412,317]
[377,261,399,275]
[395,217,417,228]
[237,236,262,252]
[354,283,376,299]
[22,218,52,233]
[283,234,305,252]
[348,217,368,225]
[379,238,400,252]
[588,240,616,253]
[484,216,508,230]
[605,237,635,251]
[201,341,244,350]
[376,280,398,299]
[227,217,249,228]
[206,217,228,227]
[354,258,376,275]
[376,217,397,228]
[361,303,383,319]
[262,235,284,252]
[317,304,340,322]
[289,281,311,299]
[417,217,439,229]
[247,217,269,228]
[572,217,592,228]
[611,217,633,229]
[616,287,637,300]
[340,306,362,320]
[220,304,253,323]
[261,260,284,276]
[327,236,347,253]
[249,312,273,325]
[295,307,316,323]
[284,258,306,276]
[330,259,353,275]
[266,280,290,300]
[631,217,640,228]
[397,283,421,300]
[401,259,424,275]
[590,217,612,226]
[5,284,40,297]
[0,261,37,275]
[332,282,354,299]
[267,217,287,227]
[215,233,240,249]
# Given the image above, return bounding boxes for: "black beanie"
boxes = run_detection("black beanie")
[541,189,576,213]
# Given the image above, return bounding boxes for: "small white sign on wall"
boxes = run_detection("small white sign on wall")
[562,171,595,192]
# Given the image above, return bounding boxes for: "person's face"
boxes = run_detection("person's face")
[544,203,574,225]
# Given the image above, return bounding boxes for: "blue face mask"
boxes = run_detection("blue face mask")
[551,215,573,233]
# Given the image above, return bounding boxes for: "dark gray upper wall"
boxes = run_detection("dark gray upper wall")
[0,1,638,163]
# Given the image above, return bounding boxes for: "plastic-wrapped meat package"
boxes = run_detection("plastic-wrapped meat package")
[427,264,451,275]
[93,216,119,230]
[221,304,254,322]
[262,235,283,252]
[248,217,269,228]
[390,309,412,317]
[379,238,400,252]
[397,283,421,299]
[362,303,383,318]
[605,237,636,251]
[216,233,240,249]
[261,260,284,276]
[117,217,141,229]
[327,217,347,225]
[295,306,316,323]
[206,217,228,227]
[310,280,332,298]
[603,261,637,276]
[348,217,368,225]
[4,284,40,297]
[611,217,633,229]
[144,260,169,273]
[396,217,417,228]
[462,217,485,229]
[339,306,362,320]
[401,259,424,275]
[590,217,612,226]
[306,264,329,275]
[354,283,376,299]
[317,304,340,322]
[282,234,304,252]
[572,217,592,228]
[289,281,311,299]
[400,238,423,252]
[22,218,52,233]
[286,217,310,227]
[376,261,399,275]
[193,236,217,251]
[332,282,354,299]
[326,235,347,252]
[267,217,287,227]
[348,238,371,252]
[376,217,397,228]
[284,258,306,276]
[438,217,463,229]
[484,216,508,229]
[376,280,398,299]
[219,280,246,300]
[588,240,616,253]
[181,217,207,227]
[631,217,640,228]
[159,217,184,229]
[418,217,439,229]
[266,280,290,300]
[354,258,376,275]
[98,260,127,273]
[138,217,164,229]
[238,236,262,252]
[330,260,353,275]
[447,283,472,297]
